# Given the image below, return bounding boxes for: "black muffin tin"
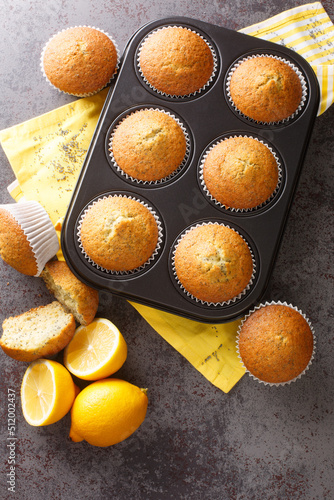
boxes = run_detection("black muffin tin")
[61,16,319,323]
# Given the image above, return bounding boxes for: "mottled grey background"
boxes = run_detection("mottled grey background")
[0,1,333,499]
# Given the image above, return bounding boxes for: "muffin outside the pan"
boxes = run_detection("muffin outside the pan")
[110,109,188,182]
[79,196,160,272]
[237,303,315,385]
[0,201,59,277]
[42,26,118,96]
[229,55,304,123]
[173,223,254,304]
[138,26,215,96]
[202,136,280,210]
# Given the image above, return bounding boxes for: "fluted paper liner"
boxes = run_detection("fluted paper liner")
[236,300,316,386]
[108,107,191,185]
[199,134,282,212]
[171,221,256,306]
[41,25,120,97]
[0,200,59,276]
[77,194,163,275]
[226,54,308,125]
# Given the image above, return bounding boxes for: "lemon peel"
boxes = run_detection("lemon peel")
[69,378,148,447]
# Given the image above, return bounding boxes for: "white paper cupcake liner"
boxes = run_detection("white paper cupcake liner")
[137,25,218,99]
[171,221,256,306]
[199,134,283,212]
[226,54,308,125]
[0,201,59,277]
[40,25,120,97]
[77,194,163,275]
[236,300,316,386]
[108,107,191,185]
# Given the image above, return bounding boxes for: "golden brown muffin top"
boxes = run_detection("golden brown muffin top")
[43,26,117,95]
[111,109,187,182]
[238,304,314,384]
[139,26,214,96]
[203,136,279,210]
[229,56,303,123]
[80,196,159,272]
[174,224,253,303]
[0,208,38,276]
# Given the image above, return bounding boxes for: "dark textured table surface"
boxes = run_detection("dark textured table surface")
[1,1,333,499]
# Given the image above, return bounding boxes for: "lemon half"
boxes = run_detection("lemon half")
[63,318,127,380]
[21,359,76,426]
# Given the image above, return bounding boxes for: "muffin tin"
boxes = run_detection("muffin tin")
[61,16,319,323]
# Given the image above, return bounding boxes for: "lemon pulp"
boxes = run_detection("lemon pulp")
[21,359,76,426]
[64,318,127,380]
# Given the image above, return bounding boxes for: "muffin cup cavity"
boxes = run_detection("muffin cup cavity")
[0,201,60,277]
[136,25,218,99]
[41,25,120,97]
[77,193,163,275]
[226,54,308,125]
[199,134,283,212]
[171,221,256,306]
[108,107,191,185]
[236,300,316,386]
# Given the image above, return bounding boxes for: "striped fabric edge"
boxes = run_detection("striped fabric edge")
[239,2,334,115]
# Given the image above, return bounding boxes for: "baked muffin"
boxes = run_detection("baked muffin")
[138,26,214,96]
[110,109,187,182]
[41,260,99,325]
[174,223,253,303]
[79,196,159,272]
[202,136,279,210]
[229,56,303,123]
[0,301,76,362]
[237,303,315,384]
[0,201,59,276]
[0,208,38,276]
[42,26,118,96]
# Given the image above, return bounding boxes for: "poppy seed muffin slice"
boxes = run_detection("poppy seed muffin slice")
[79,196,159,272]
[0,301,76,362]
[41,260,99,325]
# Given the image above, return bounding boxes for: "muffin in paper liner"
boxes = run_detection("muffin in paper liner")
[0,200,59,277]
[199,134,282,212]
[108,107,191,185]
[40,25,120,97]
[226,54,308,125]
[137,25,218,98]
[77,194,163,275]
[171,221,256,306]
[236,301,316,386]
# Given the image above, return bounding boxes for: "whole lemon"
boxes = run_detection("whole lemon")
[69,378,148,447]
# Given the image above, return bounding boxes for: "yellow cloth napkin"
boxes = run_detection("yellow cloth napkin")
[1,3,333,393]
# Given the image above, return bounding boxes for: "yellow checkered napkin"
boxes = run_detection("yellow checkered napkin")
[1,3,333,392]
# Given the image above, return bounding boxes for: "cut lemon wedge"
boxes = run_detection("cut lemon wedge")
[63,318,127,380]
[21,359,76,426]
